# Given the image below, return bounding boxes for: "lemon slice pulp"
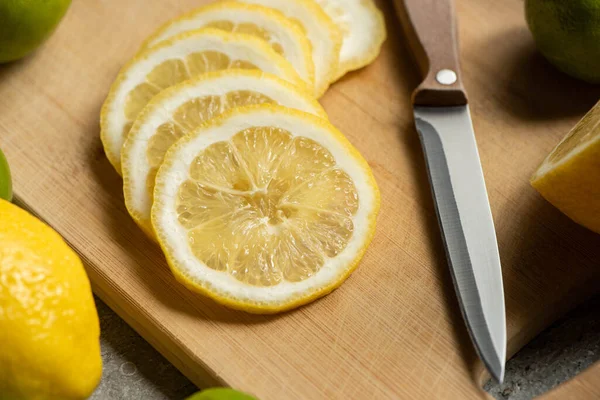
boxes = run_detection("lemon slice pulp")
[531,101,600,233]
[101,28,303,173]
[152,105,380,313]
[122,70,326,237]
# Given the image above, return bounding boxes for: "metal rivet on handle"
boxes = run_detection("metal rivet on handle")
[436,69,457,85]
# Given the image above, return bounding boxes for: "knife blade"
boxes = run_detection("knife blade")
[393,0,507,383]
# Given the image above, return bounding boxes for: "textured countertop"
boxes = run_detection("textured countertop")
[90,295,600,400]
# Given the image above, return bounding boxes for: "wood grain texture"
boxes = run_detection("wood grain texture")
[1,0,600,398]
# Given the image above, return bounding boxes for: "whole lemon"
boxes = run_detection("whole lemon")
[525,0,600,83]
[0,0,72,63]
[0,199,102,399]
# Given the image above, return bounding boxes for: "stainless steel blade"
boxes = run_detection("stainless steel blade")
[413,105,506,382]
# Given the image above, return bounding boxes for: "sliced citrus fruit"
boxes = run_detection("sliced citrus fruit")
[122,70,327,238]
[314,0,386,78]
[142,1,315,91]
[531,101,600,233]
[235,0,342,96]
[152,105,380,313]
[100,28,304,174]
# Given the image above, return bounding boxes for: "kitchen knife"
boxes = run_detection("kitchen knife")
[392,0,507,383]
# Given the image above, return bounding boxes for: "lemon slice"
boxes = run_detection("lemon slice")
[142,1,315,91]
[531,101,600,233]
[100,28,303,174]
[122,70,327,237]
[314,0,386,78]
[235,0,342,97]
[152,105,380,313]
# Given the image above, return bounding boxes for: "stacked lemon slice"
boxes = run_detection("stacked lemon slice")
[100,0,384,313]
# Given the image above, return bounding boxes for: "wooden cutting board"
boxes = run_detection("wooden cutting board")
[1,0,599,398]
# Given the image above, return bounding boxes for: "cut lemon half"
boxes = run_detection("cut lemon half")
[122,70,327,237]
[100,28,303,174]
[142,1,315,91]
[235,0,342,96]
[314,0,386,78]
[531,101,600,233]
[152,105,380,313]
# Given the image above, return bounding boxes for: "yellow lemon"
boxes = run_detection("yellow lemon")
[100,28,304,174]
[122,69,327,238]
[313,0,386,78]
[142,1,315,94]
[531,101,600,233]
[236,0,343,96]
[0,199,102,399]
[152,105,380,313]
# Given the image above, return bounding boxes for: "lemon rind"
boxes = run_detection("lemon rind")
[330,0,387,80]
[140,1,315,92]
[234,0,343,96]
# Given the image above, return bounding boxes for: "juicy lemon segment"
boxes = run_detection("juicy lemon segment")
[101,28,304,174]
[178,130,358,286]
[122,70,326,237]
[142,1,315,91]
[314,0,386,78]
[235,0,343,96]
[152,105,380,313]
[531,101,600,233]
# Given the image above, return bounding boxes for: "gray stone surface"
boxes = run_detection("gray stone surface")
[486,296,600,399]
[90,295,600,400]
[90,298,196,400]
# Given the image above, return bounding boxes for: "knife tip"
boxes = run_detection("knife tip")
[487,356,505,385]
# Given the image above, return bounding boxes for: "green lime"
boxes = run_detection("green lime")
[0,0,72,63]
[0,148,12,202]
[186,388,257,400]
[525,0,600,83]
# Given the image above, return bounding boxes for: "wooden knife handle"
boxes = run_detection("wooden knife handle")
[393,0,468,106]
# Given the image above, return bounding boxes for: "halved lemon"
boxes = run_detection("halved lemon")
[152,105,380,313]
[314,0,386,78]
[531,101,600,233]
[142,1,315,91]
[100,28,304,174]
[235,0,342,97]
[122,70,327,237]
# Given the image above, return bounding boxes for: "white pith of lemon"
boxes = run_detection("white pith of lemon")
[314,0,386,78]
[234,0,342,96]
[122,70,327,237]
[151,105,380,313]
[100,28,304,174]
[142,1,315,91]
